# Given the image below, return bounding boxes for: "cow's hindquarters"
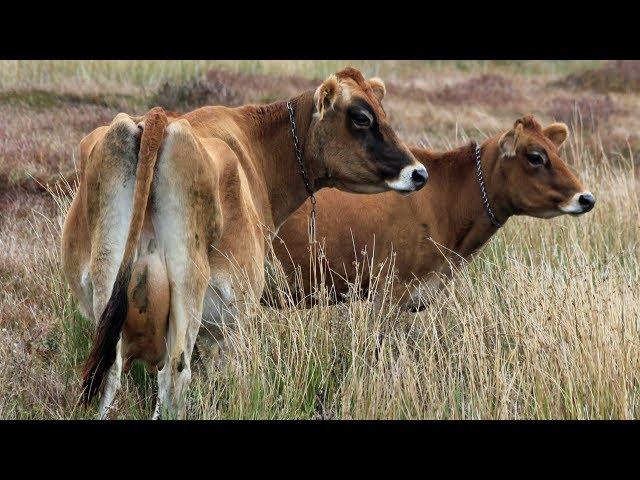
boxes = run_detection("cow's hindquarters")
[81,108,168,408]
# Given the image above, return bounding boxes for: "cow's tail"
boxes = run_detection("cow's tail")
[81,107,168,404]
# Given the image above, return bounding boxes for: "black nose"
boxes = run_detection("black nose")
[411,167,428,189]
[578,192,595,212]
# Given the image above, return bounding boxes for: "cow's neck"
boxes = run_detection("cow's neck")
[244,91,324,229]
[417,136,513,258]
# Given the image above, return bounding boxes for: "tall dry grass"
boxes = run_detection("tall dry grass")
[0,116,637,419]
[185,121,639,420]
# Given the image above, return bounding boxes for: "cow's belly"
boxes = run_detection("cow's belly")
[202,272,236,329]
[201,228,267,330]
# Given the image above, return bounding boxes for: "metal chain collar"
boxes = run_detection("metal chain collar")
[286,100,317,241]
[474,142,502,229]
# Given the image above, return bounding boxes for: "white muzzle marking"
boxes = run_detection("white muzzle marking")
[385,164,428,192]
[559,191,593,214]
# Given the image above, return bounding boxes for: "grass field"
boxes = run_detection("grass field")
[0,60,638,419]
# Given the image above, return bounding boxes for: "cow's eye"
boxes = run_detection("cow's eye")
[526,152,546,166]
[350,110,373,128]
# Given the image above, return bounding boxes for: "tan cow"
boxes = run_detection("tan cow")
[61,67,428,419]
[270,115,595,310]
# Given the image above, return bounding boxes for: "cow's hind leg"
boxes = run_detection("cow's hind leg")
[98,340,123,418]
[84,113,140,416]
[152,120,216,419]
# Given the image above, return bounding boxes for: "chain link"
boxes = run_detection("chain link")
[474,142,502,229]
[287,100,317,241]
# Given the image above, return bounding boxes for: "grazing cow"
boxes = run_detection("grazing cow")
[270,115,596,310]
[61,67,427,419]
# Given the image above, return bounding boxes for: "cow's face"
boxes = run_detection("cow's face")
[308,67,427,195]
[498,115,595,218]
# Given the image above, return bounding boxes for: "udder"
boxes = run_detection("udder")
[122,239,170,372]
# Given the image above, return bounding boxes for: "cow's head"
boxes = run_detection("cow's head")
[307,67,427,195]
[497,115,595,218]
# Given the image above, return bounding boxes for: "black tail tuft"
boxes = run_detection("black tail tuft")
[81,263,131,404]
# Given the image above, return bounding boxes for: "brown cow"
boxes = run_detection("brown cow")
[270,115,595,310]
[62,67,427,419]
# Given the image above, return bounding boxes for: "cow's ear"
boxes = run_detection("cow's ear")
[543,122,569,147]
[499,122,523,158]
[368,77,386,102]
[314,75,340,119]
